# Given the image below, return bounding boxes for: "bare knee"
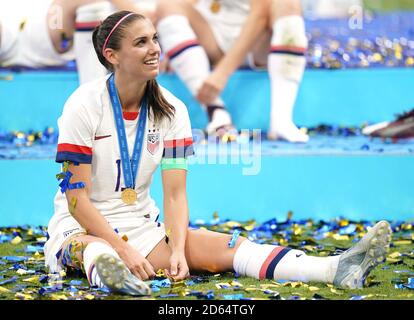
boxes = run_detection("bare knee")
[62,234,110,250]
[272,0,303,19]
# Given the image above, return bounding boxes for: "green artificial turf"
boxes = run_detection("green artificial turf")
[0,220,413,301]
[364,0,414,11]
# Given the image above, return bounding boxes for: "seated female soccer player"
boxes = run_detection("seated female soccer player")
[155,0,310,142]
[0,0,154,84]
[43,11,392,296]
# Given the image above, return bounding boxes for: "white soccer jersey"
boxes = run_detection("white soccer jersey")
[0,0,75,67]
[51,76,194,223]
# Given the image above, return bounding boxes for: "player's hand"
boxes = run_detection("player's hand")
[117,243,156,280]
[159,56,173,73]
[165,251,189,281]
[196,70,228,105]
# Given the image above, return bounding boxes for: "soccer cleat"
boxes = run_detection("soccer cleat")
[363,108,414,139]
[333,220,392,289]
[94,253,152,296]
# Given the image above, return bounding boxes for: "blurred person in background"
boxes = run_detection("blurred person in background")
[155,0,310,142]
[301,0,362,18]
[0,0,155,84]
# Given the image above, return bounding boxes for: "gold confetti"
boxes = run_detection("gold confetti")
[69,197,77,216]
[245,287,262,292]
[50,294,68,300]
[330,288,343,295]
[332,234,349,241]
[308,286,320,291]
[388,252,401,259]
[15,293,34,300]
[393,240,412,245]
[36,237,47,243]
[22,276,40,283]
[261,283,281,289]
[0,286,10,293]
[121,234,129,242]
[230,280,243,287]
[16,268,28,275]
[84,294,95,300]
[11,236,22,245]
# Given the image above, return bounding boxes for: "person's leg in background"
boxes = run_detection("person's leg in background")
[156,0,234,136]
[266,0,309,143]
[47,0,112,84]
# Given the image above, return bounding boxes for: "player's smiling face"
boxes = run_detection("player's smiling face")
[116,19,160,80]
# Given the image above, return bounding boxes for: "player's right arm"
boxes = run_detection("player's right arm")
[64,163,156,280]
[56,91,155,280]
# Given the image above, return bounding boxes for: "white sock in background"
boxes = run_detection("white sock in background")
[233,239,340,283]
[268,15,309,143]
[74,1,110,84]
[83,241,120,287]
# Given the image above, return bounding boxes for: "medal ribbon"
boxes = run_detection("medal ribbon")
[108,73,148,189]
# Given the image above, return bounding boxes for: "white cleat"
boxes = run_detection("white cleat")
[95,253,152,296]
[333,220,392,289]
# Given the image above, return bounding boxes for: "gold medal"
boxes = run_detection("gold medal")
[121,188,137,205]
[210,0,221,13]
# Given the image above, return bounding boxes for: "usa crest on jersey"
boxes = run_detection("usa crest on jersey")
[147,130,160,155]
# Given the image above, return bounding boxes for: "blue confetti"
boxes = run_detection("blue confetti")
[159,294,179,298]
[58,170,85,193]
[25,245,44,253]
[222,294,244,300]
[2,256,28,263]
[228,229,241,248]
[0,276,18,285]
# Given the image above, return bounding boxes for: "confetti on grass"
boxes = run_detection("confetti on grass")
[0,216,413,300]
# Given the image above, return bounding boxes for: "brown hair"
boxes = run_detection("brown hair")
[92,11,175,123]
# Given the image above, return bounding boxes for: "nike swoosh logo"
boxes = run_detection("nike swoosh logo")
[94,135,112,140]
[296,254,303,258]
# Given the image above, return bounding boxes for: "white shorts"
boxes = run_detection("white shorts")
[193,0,263,69]
[44,212,167,273]
[0,0,74,67]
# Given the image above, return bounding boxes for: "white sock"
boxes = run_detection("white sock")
[268,15,309,143]
[233,240,340,283]
[157,15,225,108]
[74,1,110,84]
[83,241,119,287]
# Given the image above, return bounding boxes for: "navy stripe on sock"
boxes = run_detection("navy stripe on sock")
[169,43,199,60]
[76,28,96,32]
[270,50,305,57]
[265,248,291,279]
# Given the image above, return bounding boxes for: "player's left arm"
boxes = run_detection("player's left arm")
[162,168,190,281]
[197,0,268,104]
